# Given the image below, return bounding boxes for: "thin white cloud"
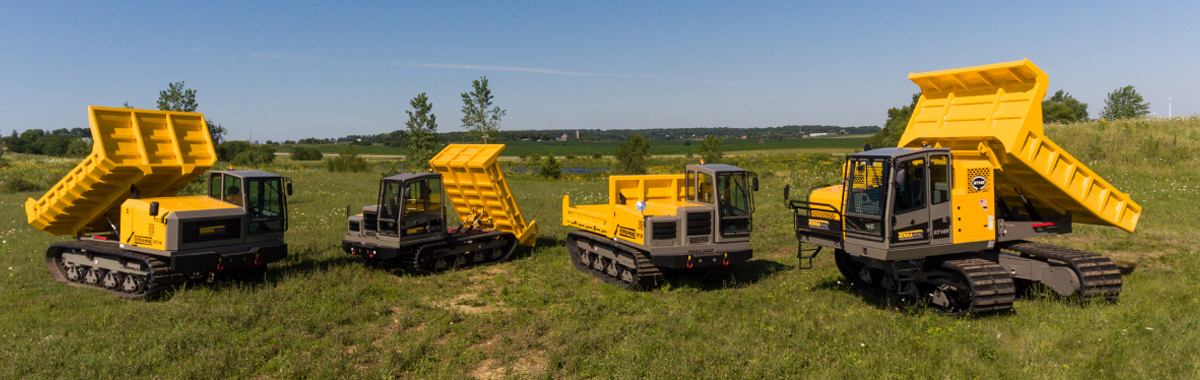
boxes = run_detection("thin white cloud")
[389,61,743,86]
[252,52,743,86]
[391,61,607,77]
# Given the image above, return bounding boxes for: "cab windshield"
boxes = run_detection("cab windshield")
[843,158,889,240]
[246,178,287,234]
[717,172,752,237]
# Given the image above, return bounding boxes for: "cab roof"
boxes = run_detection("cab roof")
[215,170,281,178]
[852,147,949,159]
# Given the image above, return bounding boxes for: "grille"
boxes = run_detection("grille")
[688,249,716,255]
[181,218,241,244]
[349,220,360,232]
[249,220,284,235]
[652,221,677,241]
[687,212,712,236]
[363,212,378,231]
[967,168,991,194]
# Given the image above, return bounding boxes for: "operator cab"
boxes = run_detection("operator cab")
[208,170,292,235]
[841,147,952,252]
[377,172,446,239]
[683,164,758,240]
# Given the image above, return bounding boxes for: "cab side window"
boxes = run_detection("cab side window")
[209,173,222,200]
[686,171,696,201]
[893,158,925,213]
[698,173,715,204]
[930,155,950,204]
[223,175,244,207]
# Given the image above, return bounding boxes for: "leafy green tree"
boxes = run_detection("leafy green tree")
[157,82,198,112]
[539,153,562,179]
[206,120,227,145]
[405,93,440,167]
[699,135,724,163]
[326,145,370,173]
[460,76,506,143]
[866,93,921,148]
[616,134,651,174]
[1100,85,1150,120]
[290,146,324,161]
[1042,90,1089,124]
[231,145,276,166]
[156,81,226,144]
[216,141,252,162]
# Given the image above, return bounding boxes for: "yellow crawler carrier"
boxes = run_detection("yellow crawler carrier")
[26,106,293,299]
[786,60,1139,314]
[342,144,537,273]
[563,164,758,289]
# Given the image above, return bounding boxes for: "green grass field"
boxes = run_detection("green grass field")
[1,118,1198,379]
[281,136,867,157]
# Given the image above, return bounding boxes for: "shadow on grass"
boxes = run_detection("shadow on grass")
[158,244,360,298]
[809,277,930,315]
[812,274,1118,317]
[661,259,792,291]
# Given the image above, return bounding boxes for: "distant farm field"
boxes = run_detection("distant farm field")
[2,118,1199,379]
[280,136,868,157]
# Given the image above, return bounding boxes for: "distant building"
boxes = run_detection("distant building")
[559,134,569,141]
[808,133,829,137]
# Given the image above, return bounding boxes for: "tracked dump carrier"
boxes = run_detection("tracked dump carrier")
[342,144,537,273]
[785,60,1140,314]
[563,164,758,289]
[26,106,293,299]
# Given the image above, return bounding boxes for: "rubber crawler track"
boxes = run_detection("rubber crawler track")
[1002,241,1122,300]
[566,231,662,290]
[399,230,518,275]
[936,257,1016,315]
[45,240,186,300]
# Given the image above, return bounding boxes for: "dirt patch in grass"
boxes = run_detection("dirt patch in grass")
[437,293,511,314]
[471,349,548,380]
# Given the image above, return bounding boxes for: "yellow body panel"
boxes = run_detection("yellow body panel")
[25,106,218,236]
[563,174,705,246]
[119,196,237,250]
[899,59,1140,232]
[950,157,996,244]
[429,144,538,246]
[807,185,843,221]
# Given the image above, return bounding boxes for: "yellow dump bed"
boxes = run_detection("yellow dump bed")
[562,174,687,239]
[429,144,538,246]
[898,59,1141,232]
[25,107,218,236]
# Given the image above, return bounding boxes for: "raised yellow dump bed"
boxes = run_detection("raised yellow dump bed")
[563,174,687,240]
[429,144,538,246]
[25,107,217,236]
[898,59,1141,232]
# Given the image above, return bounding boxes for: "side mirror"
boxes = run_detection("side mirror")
[403,187,412,199]
[893,168,907,188]
[286,182,293,196]
[148,201,159,217]
[636,200,647,213]
[751,176,759,192]
[783,184,791,200]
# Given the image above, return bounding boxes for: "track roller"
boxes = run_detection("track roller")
[566,231,662,290]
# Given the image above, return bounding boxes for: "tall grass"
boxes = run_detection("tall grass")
[1046,116,1200,166]
[0,120,1197,378]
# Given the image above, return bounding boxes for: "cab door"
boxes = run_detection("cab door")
[927,154,954,245]
[889,155,931,247]
[398,177,445,239]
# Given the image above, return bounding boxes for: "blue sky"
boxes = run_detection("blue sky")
[2,0,1197,142]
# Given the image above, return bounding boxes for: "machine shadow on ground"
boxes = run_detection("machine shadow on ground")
[660,259,792,291]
